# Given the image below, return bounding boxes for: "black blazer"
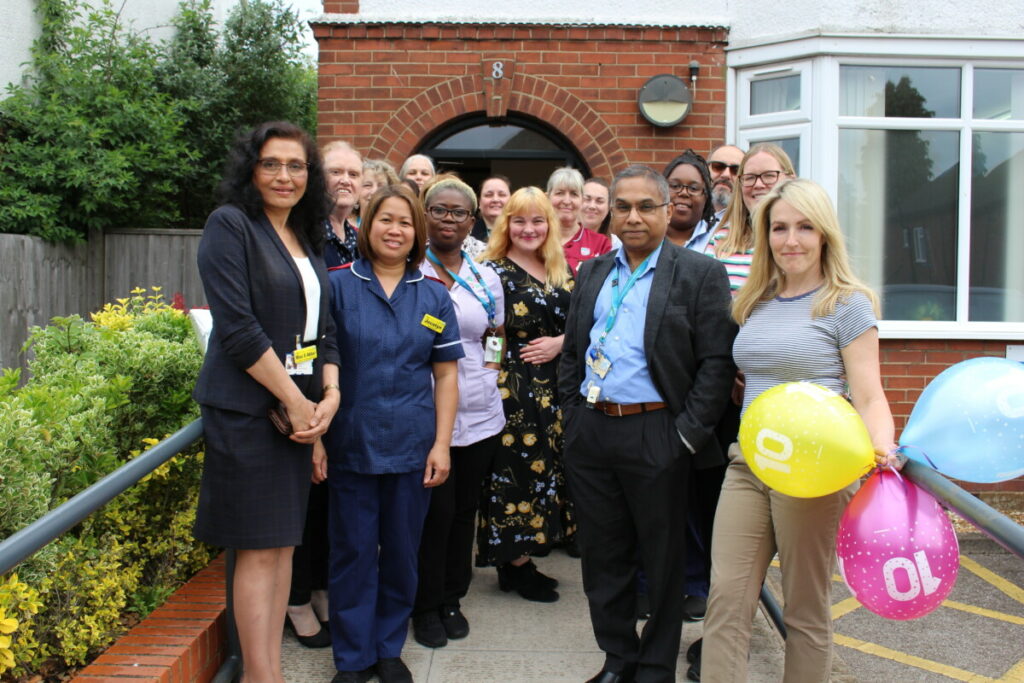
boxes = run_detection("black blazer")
[558,241,738,469]
[193,204,340,416]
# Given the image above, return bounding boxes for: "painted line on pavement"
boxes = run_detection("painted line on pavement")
[833,633,995,682]
[960,555,1024,605]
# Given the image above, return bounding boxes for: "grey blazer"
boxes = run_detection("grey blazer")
[193,204,340,416]
[558,240,738,469]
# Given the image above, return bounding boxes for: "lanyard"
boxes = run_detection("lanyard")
[597,253,653,347]
[426,248,498,328]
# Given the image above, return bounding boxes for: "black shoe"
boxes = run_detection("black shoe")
[440,605,469,639]
[686,638,702,681]
[586,666,635,683]
[563,537,581,558]
[496,562,559,602]
[681,594,707,622]
[284,615,332,648]
[375,657,413,683]
[331,669,373,683]
[412,611,447,648]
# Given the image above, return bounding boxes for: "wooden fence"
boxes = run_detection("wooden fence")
[0,229,205,376]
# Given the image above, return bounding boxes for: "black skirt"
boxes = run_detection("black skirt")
[193,404,313,549]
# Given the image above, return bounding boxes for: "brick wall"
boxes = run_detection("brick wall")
[313,21,728,176]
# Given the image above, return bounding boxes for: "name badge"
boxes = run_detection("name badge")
[293,345,318,364]
[484,335,504,365]
[421,314,446,333]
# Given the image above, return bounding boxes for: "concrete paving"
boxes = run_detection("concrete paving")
[282,535,1024,682]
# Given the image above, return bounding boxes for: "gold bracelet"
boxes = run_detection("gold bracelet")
[323,383,340,397]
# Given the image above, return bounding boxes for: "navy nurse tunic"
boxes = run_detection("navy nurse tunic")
[326,257,464,473]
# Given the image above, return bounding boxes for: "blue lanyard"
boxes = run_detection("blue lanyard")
[597,253,653,346]
[426,248,498,329]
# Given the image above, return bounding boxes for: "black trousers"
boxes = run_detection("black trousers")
[289,480,329,606]
[564,405,689,683]
[414,434,499,615]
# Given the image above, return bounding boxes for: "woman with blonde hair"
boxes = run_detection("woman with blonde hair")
[699,178,899,683]
[476,187,574,602]
[706,143,796,290]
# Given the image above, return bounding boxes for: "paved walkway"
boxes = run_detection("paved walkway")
[282,534,1024,682]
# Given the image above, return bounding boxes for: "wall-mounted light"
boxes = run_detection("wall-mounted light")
[689,60,700,93]
[637,73,694,128]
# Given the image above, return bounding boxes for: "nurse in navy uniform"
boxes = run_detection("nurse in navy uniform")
[320,184,463,683]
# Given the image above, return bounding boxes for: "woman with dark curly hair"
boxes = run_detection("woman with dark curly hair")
[663,149,717,253]
[192,121,340,682]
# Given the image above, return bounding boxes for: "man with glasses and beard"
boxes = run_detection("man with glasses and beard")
[706,144,745,222]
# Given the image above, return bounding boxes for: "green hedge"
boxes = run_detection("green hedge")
[0,288,215,677]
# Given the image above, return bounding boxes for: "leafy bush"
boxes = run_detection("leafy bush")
[0,1,193,243]
[0,0,318,242]
[0,288,214,677]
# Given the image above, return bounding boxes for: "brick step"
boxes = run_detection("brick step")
[72,554,227,683]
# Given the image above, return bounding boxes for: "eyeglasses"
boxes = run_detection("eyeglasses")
[257,158,309,177]
[740,170,783,188]
[427,206,472,222]
[610,201,670,217]
[668,181,705,196]
[709,161,741,175]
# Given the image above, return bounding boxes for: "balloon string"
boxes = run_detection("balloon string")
[897,444,938,470]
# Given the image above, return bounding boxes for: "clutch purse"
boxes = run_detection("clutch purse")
[268,403,293,436]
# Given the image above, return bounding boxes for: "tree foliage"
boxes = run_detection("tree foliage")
[0,0,318,242]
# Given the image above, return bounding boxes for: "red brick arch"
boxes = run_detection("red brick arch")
[369,73,628,180]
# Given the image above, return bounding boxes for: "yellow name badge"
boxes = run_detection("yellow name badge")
[421,314,446,334]
[293,345,318,364]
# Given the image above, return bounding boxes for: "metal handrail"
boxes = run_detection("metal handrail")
[0,418,243,682]
[0,419,204,575]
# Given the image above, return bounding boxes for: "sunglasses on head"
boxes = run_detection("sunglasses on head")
[709,161,741,174]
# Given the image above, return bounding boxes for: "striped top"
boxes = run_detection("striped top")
[734,288,877,416]
[705,227,753,294]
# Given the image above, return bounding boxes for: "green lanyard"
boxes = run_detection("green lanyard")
[597,253,653,347]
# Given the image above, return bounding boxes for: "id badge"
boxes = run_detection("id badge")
[587,348,612,379]
[586,383,601,405]
[484,335,504,365]
[287,343,316,376]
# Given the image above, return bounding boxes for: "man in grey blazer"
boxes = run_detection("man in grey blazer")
[558,165,737,683]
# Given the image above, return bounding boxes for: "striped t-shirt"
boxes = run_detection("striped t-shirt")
[734,288,877,416]
[705,227,754,294]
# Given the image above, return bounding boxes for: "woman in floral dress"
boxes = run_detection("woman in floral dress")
[477,187,574,603]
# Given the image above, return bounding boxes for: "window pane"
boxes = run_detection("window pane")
[970,132,1024,321]
[750,137,801,175]
[434,124,559,151]
[840,66,960,118]
[838,129,960,321]
[750,75,800,115]
[974,69,1024,120]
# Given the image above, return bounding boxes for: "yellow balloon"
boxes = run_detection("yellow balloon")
[738,382,873,498]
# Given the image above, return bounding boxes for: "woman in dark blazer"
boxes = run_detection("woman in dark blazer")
[192,121,340,682]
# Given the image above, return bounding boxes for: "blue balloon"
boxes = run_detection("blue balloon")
[900,357,1024,483]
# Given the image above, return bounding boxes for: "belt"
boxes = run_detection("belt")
[588,400,666,417]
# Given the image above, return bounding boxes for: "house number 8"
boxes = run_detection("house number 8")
[492,62,505,79]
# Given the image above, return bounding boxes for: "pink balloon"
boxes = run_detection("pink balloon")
[836,470,959,620]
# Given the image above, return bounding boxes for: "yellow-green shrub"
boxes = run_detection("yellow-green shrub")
[0,287,214,677]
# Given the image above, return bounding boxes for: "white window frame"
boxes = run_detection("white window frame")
[727,35,1024,340]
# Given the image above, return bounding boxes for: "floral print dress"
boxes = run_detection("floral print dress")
[476,257,575,566]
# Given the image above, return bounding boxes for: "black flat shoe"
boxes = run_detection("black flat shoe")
[375,657,413,683]
[284,614,331,648]
[440,605,469,639]
[496,562,559,602]
[681,594,707,622]
[331,668,373,683]
[686,638,702,681]
[412,611,447,648]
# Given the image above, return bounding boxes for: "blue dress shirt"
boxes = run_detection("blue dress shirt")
[579,242,664,404]
[326,258,464,474]
[685,219,714,253]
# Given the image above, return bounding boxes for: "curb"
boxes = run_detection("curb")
[72,554,227,683]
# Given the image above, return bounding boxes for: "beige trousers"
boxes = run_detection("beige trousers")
[701,443,856,683]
